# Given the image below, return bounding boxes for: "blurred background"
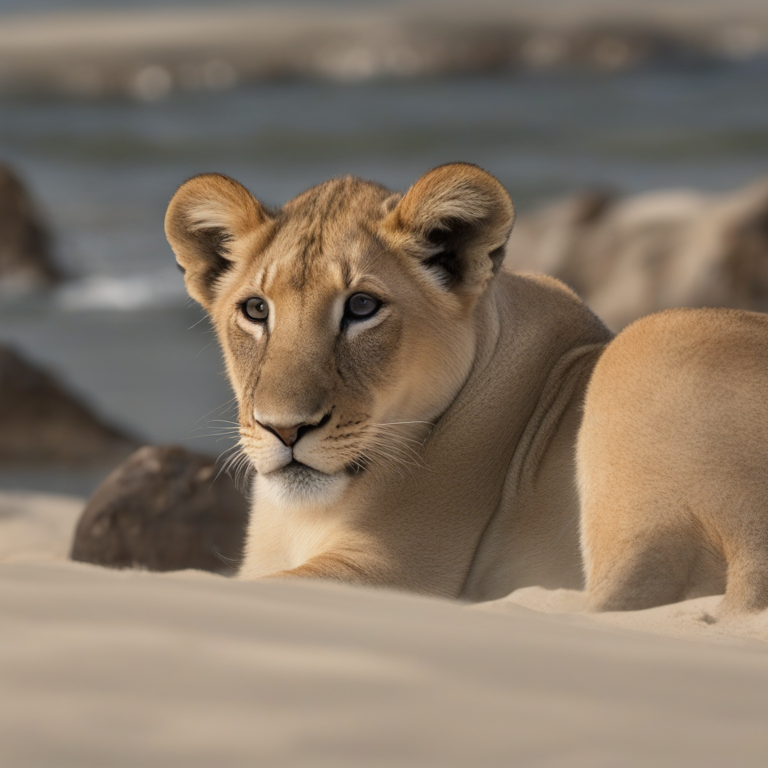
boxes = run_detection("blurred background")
[1,0,767,495]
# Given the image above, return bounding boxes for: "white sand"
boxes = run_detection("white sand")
[2,490,768,766]
[480,586,768,647]
[0,490,83,563]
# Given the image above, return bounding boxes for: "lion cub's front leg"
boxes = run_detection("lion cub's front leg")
[260,551,379,585]
[578,309,768,614]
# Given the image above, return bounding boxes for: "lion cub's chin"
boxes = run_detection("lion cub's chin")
[255,461,350,509]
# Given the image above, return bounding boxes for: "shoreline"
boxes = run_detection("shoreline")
[0,2,767,98]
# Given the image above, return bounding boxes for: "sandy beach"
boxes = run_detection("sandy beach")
[2,3,768,762]
[3,490,768,766]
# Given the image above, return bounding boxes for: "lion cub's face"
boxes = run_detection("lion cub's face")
[166,164,514,507]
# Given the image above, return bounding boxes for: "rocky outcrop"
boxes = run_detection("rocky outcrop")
[505,178,768,330]
[0,165,61,293]
[71,445,250,575]
[0,345,138,465]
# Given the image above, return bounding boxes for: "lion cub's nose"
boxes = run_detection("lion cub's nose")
[257,413,331,448]
[261,423,301,447]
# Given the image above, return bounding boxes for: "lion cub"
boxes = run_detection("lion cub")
[166,163,768,614]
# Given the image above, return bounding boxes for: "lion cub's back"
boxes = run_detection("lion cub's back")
[578,307,768,612]
[581,307,768,459]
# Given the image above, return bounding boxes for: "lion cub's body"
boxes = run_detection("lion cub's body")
[580,308,768,613]
[167,164,768,614]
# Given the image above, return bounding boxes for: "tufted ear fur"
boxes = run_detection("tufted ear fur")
[383,163,515,296]
[165,173,272,308]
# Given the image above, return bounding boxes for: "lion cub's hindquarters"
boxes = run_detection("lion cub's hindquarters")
[578,308,768,614]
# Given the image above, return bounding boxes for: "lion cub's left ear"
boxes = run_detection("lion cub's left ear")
[165,174,272,308]
[383,163,515,296]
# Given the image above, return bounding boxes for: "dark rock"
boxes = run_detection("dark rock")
[71,445,250,575]
[0,345,139,465]
[0,165,61,293]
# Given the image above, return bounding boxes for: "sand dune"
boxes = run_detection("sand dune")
[2,490,768,765]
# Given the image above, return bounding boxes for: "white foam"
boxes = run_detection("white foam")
[56,270,187,311]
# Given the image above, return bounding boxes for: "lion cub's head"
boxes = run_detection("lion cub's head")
[166,164,514,507]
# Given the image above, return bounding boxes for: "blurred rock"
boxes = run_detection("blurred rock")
[0,345,139,465]
[506,178,768,329]
[0,165,61,293]
[71,445,250,575]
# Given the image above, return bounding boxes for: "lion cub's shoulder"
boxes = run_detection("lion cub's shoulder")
[504,269,582,301]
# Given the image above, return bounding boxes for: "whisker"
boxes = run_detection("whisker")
[186,426,242,436]
[215,442,246,485]
[191,396,239,429]
[360,422,431,470]
[186,312,208,330]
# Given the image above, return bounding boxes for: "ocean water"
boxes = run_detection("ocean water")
[1,58,768,494]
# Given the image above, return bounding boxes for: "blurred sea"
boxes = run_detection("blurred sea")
[1,15,767,494]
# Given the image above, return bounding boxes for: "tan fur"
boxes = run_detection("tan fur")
[579,309,768,614]
[166,164,768,613]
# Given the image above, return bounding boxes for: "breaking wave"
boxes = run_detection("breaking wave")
[56,270,187,311]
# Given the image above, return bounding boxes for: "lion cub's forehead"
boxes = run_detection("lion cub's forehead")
[253,176,395,293]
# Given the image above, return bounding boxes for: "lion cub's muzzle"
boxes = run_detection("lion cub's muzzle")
[255,411,332,448]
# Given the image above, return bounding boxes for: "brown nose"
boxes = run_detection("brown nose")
[257,413,331,448]
[265,424,301,447]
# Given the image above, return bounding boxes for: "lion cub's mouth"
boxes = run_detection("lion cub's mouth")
[270,459,329,481]
[260,458,350,506]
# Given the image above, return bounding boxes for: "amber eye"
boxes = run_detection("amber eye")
[345,293,381,321]
[242,297,269,322]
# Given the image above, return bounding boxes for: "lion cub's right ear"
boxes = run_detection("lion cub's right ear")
[383,163,515,298]
[165,174,272,308]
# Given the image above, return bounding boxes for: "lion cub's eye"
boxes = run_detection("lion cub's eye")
[242,297,269,322]
[345,293,381,321]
